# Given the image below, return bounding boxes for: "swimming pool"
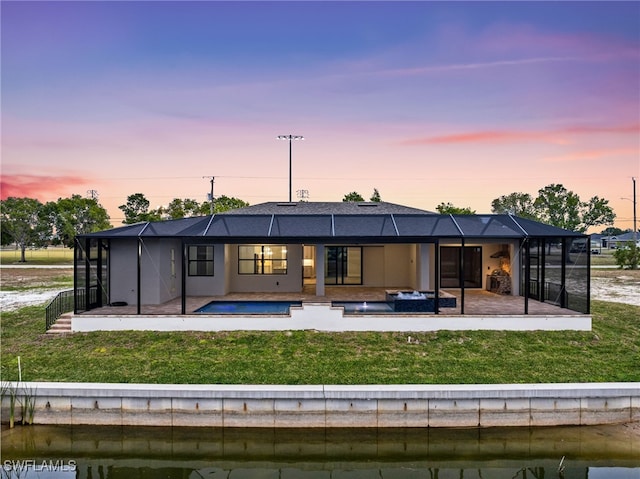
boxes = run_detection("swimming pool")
[195,301,302,314]
[332,301,394,313]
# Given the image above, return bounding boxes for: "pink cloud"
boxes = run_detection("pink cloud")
[0,174,90,201]
[400,123,640,146]
[562,124,640,135]
[403,130,540,145]
[542,147,639,163]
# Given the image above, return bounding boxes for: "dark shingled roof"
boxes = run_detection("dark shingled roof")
[221,201,434,215]
[81,202,586,240]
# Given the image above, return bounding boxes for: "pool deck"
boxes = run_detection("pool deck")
[81,286,581,317]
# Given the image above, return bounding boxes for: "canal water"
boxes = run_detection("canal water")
[1,424,638,478]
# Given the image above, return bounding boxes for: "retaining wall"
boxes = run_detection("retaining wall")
[72,303,593,332]
[2,382,638,428]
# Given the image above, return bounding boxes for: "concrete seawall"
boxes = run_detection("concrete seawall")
[2,382,638,428]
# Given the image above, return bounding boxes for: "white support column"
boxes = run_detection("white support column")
[315,244,325,297]
[417,243,431,290]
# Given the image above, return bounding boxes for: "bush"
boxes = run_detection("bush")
[613,243,639,270]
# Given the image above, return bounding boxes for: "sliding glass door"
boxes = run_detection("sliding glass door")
[325,246,362,285]
[440,246,482,288]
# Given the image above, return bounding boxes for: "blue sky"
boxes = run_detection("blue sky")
[2,1,639,230]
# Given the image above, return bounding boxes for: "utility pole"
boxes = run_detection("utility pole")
[87,189,98,200]
[633,176,637,244]
[203,176,215,214]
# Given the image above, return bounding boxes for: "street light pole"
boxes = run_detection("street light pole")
[277,135,304,202]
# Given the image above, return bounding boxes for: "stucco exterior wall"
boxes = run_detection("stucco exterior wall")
[74,304,592,332]
[383,244,413,287]
[415,243,434,291]
[361,245,414,288]
[224,244,232,295]
[108,239,138,306]
[185,243,226,296]
[228,243,303,293]
[139,239,182,305]
[362,246,384,286]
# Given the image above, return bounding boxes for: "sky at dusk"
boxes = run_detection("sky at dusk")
[2,1,639,232]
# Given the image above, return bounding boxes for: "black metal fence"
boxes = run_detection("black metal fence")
[45,289,75,331]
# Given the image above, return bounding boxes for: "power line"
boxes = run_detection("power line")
[97,173,630,182]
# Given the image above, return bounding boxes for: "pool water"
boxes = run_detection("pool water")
[333,301,394,313]
[195,301,302,314]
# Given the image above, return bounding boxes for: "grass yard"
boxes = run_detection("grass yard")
[589,250,617,266]
[1,247,74,265]
[1,300,638,385]
[1,266,638,384]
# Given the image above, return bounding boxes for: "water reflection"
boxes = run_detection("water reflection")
[1,425,638,478]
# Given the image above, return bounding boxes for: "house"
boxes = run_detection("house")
[589,234,604,252]
[601,232,639,249]
[72,202,591,331]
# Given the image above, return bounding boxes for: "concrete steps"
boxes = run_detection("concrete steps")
[47,313,72,334]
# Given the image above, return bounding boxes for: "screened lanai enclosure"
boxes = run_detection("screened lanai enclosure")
[73,202,590,320]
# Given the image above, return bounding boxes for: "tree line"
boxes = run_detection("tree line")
[0,193,248,262]
[1,195,111,262]
[118,193,249,224]
[0,183,624,264]
[345,183,617,234]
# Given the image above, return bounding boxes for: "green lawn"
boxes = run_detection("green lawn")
[1,301,638,384]
[589,250,617,266]
[1,247,73,265]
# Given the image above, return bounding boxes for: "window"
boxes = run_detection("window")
[239,245,287,275]
[188,245,214,276]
